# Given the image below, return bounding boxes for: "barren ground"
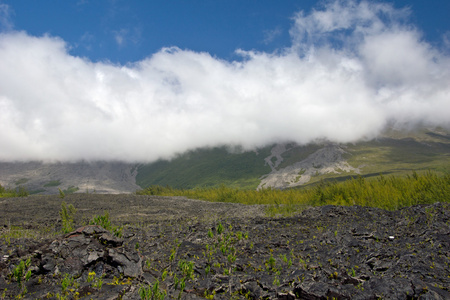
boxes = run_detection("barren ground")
[0,194,449,299]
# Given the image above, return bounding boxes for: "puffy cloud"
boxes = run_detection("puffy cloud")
[0,0,449,162]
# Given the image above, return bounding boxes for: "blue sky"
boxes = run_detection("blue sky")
[3,0,450,63]
[0,0,449,162]
[3,1,309,63]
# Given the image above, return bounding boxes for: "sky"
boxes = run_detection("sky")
[0,0,449,162]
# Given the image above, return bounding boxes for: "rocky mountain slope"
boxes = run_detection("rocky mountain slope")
[0,161,139,194]
[258,144,360,190]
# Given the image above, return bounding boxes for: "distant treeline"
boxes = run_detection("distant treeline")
[136,171,450,213]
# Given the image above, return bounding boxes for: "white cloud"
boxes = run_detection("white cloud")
[0,3,13,31]
[113,27,141,48]
[113,28,127,46]
[263,27,282,45]
[0,0,449,162]
[79,31,95,51]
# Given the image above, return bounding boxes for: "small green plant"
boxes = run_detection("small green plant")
[266,254,276,272]
[11,258,32,298]
[90,212,123,237]
[161,270,168,282]
[273,276,280,286]
[56,273,79,300]
[59,201,77,233]
[58,188,65,199]
[178,260,195,280]
[204,289,216,299]
[139,280,167,300]
[109,275,132,286]
[87,271,103,289]
[179,277,186,299]
[90,212,111,229]
[169,241,180,264]
[329,271,339,279]
[1,288,7,300]
[217,223,224,235]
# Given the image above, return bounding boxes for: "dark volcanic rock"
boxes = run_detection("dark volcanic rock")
[0,196,449,299]
[42,225,142,278]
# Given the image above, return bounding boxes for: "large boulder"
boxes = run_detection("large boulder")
[36,225,142,278]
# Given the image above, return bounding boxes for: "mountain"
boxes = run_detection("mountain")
[136,127,450,190]
[0,161,140,194]
[0,127,449,194]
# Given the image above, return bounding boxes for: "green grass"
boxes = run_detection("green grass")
[0,184,29,198]
[345,138,450,176]
[136,171,450,213]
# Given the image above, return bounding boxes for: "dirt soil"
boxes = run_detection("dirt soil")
[0,194,449,299]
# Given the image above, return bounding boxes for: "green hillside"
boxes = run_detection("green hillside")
[135,128,450,190]
[136,146,273,189]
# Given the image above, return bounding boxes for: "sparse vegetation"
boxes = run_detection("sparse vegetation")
[59,201,77,233]
[10,258,32,299]
[137,171,449,213]
[56,273,79,300]
[0,184,29,198]
[63,186,79,194]
[90,211,123,237]
[58,188,65,199]
[1,191,449,298]
[139,280,167,300]
[44,180,62,187]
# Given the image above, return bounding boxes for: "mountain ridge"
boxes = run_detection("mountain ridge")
[0,127,448,194]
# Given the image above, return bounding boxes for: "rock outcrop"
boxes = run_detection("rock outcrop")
[259,144,360,190]
[39,225,142,279]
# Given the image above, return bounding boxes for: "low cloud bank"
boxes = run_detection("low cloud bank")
[0,0,449,162]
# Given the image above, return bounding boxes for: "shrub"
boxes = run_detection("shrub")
[90,212,123,238]
[11,258,32,298]
[59,202,77,233]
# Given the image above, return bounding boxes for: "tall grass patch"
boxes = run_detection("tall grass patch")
[136,171,449,212]
[0,184,29,198]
